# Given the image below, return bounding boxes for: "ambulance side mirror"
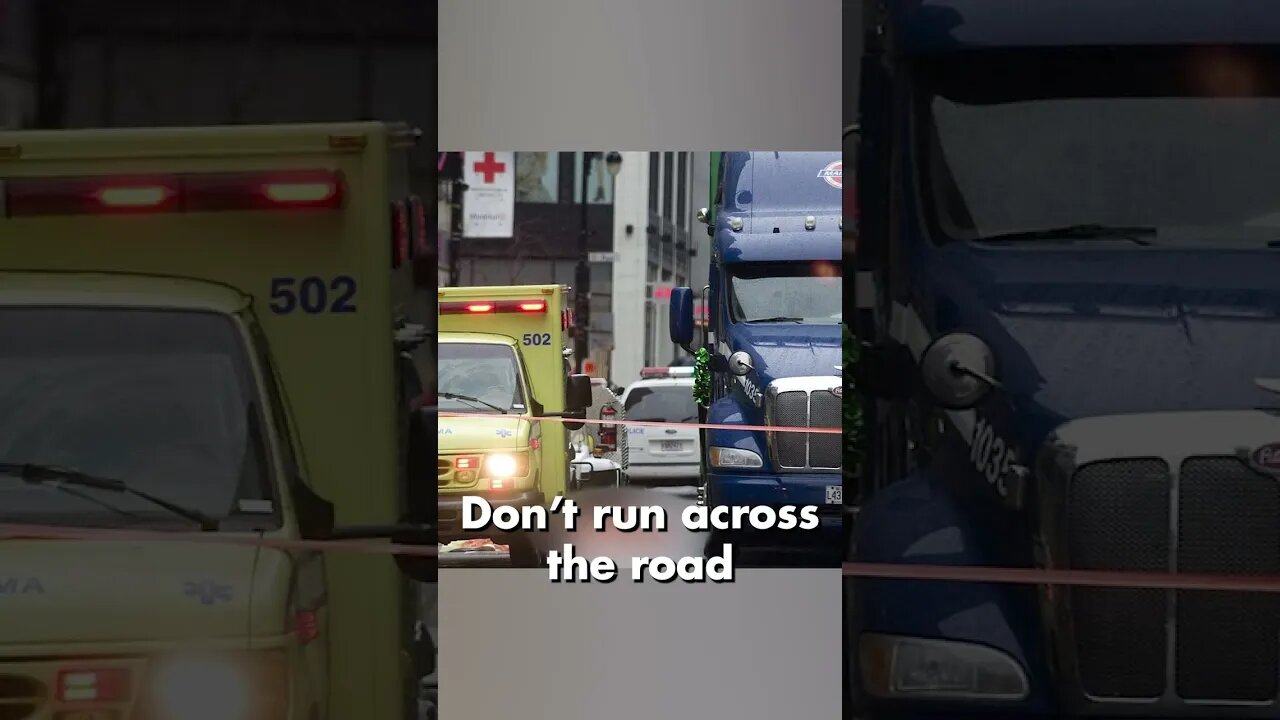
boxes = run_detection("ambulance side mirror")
[567,374,592,411]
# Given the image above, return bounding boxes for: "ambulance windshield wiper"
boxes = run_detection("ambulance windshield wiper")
[440,392,508,414]
[0,462,219,531]
[973,224,1156,246]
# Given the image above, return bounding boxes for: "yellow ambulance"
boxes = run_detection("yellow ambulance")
[436,285,591,551]
[0,122,434,719]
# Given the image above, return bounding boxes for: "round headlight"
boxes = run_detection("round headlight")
[151,657,250,720]
[487,453,518,478]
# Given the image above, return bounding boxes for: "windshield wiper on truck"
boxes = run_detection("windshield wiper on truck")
[973,224,1156,246]
[0,462,219,531]
[744,316,805,324]
[439,392,508,414]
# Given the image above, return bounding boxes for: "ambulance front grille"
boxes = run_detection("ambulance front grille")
[0,674,42,720]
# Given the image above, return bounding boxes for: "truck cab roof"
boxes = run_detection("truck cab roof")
[888,0,1280,54]
[713,151,842,263]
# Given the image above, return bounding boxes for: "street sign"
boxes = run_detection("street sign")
[462,151,514,238]
[588,251,615,263]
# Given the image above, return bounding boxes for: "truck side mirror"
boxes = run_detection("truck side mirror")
[669,287,695,351]
[696,207,709,224]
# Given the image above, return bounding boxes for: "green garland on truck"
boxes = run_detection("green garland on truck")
[844,323,863,467]
[693,346,712,408]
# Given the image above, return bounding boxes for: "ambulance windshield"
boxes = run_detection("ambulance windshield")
[438,343,527,413]
[0,308,273,528]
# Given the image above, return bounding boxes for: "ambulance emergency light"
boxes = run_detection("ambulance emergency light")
[438,300,548,315]
[0,169,345,217]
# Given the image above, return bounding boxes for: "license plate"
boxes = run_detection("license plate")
[659,440,682,452]
[825,485,842,504]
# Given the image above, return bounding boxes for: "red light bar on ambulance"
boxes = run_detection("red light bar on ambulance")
[440,299,548,315]
[1,169,344,218]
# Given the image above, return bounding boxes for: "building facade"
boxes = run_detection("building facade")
[441,151,702,385]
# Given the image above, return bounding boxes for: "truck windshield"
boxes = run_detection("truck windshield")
[727,261,842,324]
[0,308,273,527]
[916,45,1280,247]
[438,343,527,413]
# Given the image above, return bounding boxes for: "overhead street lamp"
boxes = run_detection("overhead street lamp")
[574,151,623,374]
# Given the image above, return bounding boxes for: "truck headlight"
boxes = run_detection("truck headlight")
[708,447,763,468]
[145,650,288,720]
[859,633,1028,700]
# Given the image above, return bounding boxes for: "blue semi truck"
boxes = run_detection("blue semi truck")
[850,0,1280,717]
[669,151,844,563]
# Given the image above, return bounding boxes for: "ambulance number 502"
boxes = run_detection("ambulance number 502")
[523,333,552,346]
[270,276,358,315]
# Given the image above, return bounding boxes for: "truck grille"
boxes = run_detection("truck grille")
[765,378,841,472]
[1068,456,1280,702]
[0,674,42,720]
[438,458,450,486]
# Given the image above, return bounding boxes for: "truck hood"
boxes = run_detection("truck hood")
[0,539,278,646]
[931,245,1280,433]
[438,415,533,452]
[723,323,843,389]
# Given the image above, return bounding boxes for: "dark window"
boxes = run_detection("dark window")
[677,153,688,228]
[649,152,660,214]
[0,308,274,526]
[663,151,675,222]
[558,152,575,203]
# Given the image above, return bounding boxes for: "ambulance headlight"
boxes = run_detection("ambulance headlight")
[708,447,763,469]
[146,650,288,720]
[486,453,520,478]
[859,633,1028,700]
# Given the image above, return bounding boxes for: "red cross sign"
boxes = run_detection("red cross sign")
[473,152,508,184]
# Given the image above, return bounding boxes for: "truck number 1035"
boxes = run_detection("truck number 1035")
[970,416,1015,497]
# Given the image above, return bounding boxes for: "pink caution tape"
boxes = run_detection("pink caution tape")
[843,562,1280,593]
[436,411,842,435]
[0,523,438,557]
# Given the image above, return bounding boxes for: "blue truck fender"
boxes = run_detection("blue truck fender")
[852,465,1050,694]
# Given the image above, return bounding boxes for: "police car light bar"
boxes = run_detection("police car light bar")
[1,169,345,217]
[639,366,695,379]
[440,299,548,315]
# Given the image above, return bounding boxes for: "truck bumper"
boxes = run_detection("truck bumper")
[704,471,842,558]
[437,490,544,540]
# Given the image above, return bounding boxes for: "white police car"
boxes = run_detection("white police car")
[619,367,701,484]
